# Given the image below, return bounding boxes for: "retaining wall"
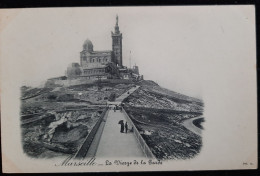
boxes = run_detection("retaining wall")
[46,78,133,87]
[122,108,156,159]
[74,107,109,159]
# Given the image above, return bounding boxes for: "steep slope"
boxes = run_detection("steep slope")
[20,83,135,158]
[123,80,204,160]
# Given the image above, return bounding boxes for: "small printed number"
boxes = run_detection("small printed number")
[243,162,254,166]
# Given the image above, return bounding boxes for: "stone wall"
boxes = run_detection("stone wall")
[45,77,133,88]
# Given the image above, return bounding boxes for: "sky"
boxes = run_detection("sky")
[0,6,255,99]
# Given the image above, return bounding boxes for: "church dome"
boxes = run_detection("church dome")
[83,39,93,51]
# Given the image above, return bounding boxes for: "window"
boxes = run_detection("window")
[113,38,118,45]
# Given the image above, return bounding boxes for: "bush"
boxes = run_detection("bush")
[47,94,57,100]
[56,94,74,101]
[108,93,116,101]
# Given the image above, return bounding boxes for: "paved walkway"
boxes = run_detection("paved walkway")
[95,109,145,158]
[182,116,203,136]
[115,86,140,102]
[80,85,144,158]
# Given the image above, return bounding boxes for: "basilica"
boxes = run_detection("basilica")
[66,16,142,81]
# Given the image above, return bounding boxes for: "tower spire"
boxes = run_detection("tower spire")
[114,15,120,34]
[112,15,123,67]
[116,15,118,26]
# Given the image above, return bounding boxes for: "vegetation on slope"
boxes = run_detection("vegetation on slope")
[124,80,204,160]
[20,83,135,158]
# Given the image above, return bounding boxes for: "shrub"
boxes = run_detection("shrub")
[108,93,116,101]
[47,94,57,100]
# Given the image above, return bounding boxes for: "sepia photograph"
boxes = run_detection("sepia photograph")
[0,6,257,173]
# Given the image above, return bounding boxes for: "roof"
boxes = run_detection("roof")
[83,39,93,46]
[91,50,112,53]
[90,51,112,56]
[82,64,108,69]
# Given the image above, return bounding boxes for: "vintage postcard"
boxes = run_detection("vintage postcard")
[0,6,257,173]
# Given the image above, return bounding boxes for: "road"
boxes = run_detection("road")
[182,116,203,136]
[21,115,47,125]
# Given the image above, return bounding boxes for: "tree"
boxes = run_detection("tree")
[108,93,116,102]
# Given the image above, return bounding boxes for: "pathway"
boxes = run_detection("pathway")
[94,109,145,158]
[21,115,47,125]
[86,85,144,158]
[182,116,204,136]
[115,86,140,102]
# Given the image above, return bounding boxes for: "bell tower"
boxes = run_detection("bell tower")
[112,15,123,67]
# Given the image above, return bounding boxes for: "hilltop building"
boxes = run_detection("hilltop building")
[64,16,143,82]
[77,38,119,80]
[111,15,123,67]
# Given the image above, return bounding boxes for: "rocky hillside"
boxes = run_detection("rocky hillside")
[124,80,204,160]
[20,82,134,158]
[20,80,204,159]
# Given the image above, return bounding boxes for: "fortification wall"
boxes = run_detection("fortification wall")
[100,79,133,84]
[45,78,133,87]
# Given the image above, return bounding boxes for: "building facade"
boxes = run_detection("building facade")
[79,38,119,79]
[66,15,142,81]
